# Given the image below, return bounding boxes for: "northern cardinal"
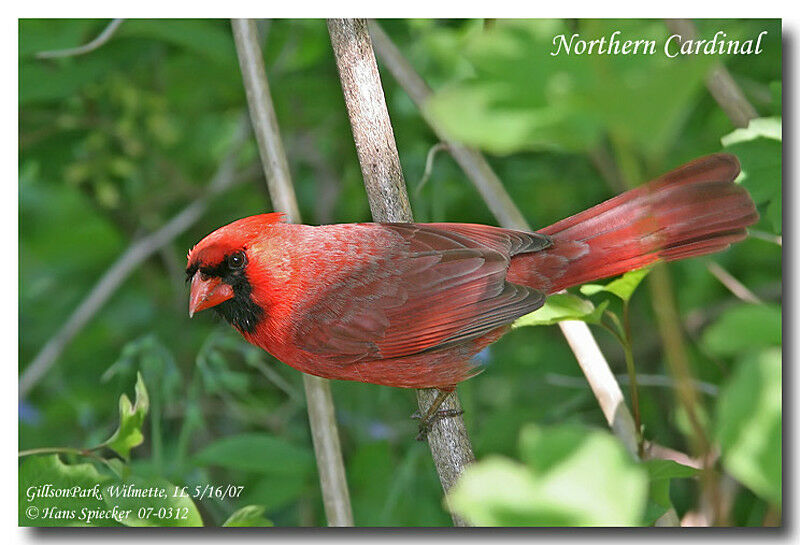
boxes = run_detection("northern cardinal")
[187,154,757,405]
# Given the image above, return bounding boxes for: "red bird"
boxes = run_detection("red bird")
[187,154,756,419]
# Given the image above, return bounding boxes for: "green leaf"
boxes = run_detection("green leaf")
[102,372,150,460]
[769,81,782,114]
[640,459,699,526]
[104,458,128,480]
[517,424,588,474]
[716,348,782,505]
[347,440,396,525]
[223,505,274,527]
[767,196,782,234]
[19,455,115,526]
[642,459,699,481]
[447,457,554,525]
[642,477,671,525]
[423,21,599,154]
[193,433,314,477]
[245,474,309,512]
[20,58,113,105]
[721,117,782,234]
[425,20,715,157]
[580,267,651,302]
[117,19,237,68]
[701,303,782,358]
[720,117,782,146]
[102,476,203,527]
[513,293,608,328]
[448,424,648,526]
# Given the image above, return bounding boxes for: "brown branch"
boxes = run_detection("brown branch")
[327,18,474,526]
[368,20,640,458]
[20,117,251,398]
[665,19,758,128]
[232,19,353,527]
[327,20,412,222]
[367,22,529,229]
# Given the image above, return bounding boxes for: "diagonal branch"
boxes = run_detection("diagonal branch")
[327,18,474,527]
[665,19,758,129]
[369,20,640,457]
[706,262,763,305]
[231,18,353,527]
[20,117,251,398]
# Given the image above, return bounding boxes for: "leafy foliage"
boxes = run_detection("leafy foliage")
[19,375,205,527]
[581,267,652,302]
[701,303,781,357]
[19,455,114,527]
[640,459,699,524]
[448,424,648,526]
[102,372,149,460]
[513,293,607,328]
[721,117,782,233]
[716,348,782,506]
[193,433,314,477]
[19,454,205,527]
[223,505,274,527]
[425,20,716,159]
[106,475,204,527]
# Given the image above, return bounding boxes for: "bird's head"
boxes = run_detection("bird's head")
[186,213,284,332]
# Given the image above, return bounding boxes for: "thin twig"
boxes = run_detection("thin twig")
[707,262,763,304]
[557,321,640,456]
[20,118,250,398]
[415,142,448,197]
[231,18,353,527]
[328,18,474,527]
[369,20,640,458]
[232,20,301,223]
[589,145,627,193]
[244,354,304,404]
[19,446,120,475]
[36,19,125,59]
[748,229,782,246]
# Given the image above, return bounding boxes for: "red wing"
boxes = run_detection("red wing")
[425,223,552,256]
[291,223,546,364]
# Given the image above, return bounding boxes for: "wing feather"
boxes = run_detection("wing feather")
[291,223,546,363]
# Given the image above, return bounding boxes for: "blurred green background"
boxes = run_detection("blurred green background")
[19,19,781,526]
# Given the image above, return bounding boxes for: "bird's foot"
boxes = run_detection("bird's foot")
[412,408,464,441]
[410,387,460,441]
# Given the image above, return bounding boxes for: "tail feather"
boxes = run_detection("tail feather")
[507,154,759,294]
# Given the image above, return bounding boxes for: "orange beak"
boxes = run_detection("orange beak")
[189,273,234,317]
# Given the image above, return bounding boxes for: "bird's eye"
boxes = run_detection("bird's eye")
[227,251,246,270]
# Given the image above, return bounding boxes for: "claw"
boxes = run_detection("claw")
[414,408,464,441]
[410,388,462,440]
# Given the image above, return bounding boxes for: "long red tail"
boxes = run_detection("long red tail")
[506,154,759,294]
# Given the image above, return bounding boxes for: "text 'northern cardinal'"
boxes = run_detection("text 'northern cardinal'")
[187,154,757,390]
